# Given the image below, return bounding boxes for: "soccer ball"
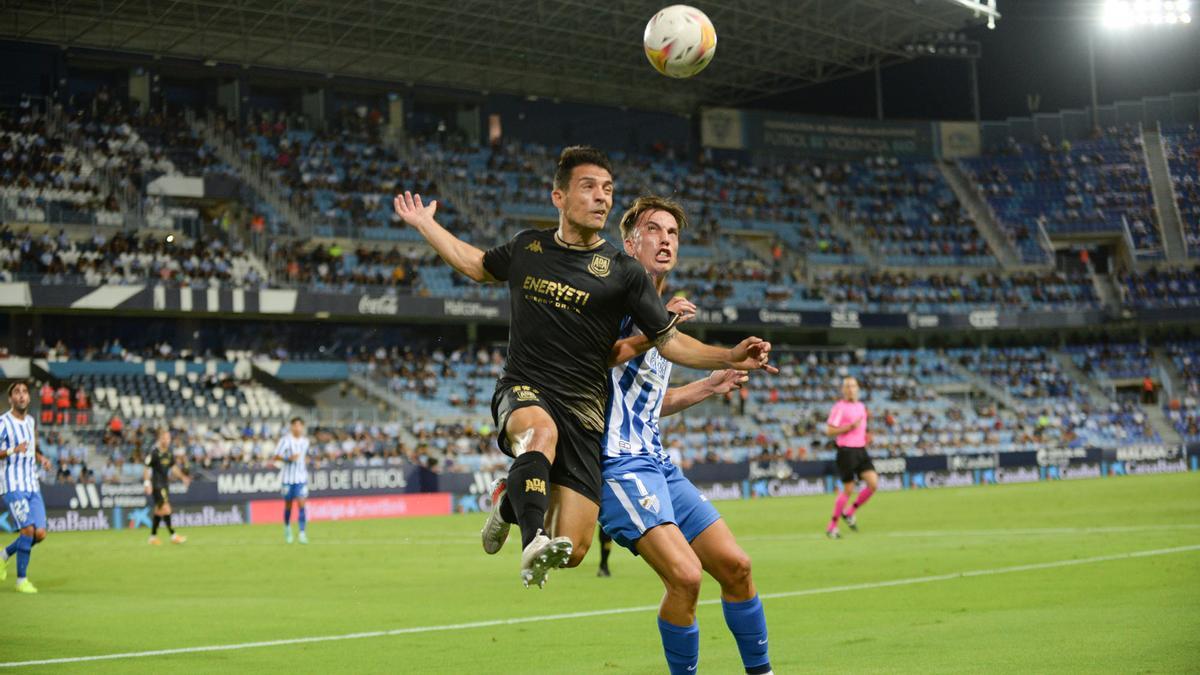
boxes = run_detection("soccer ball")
[643,5,718,78]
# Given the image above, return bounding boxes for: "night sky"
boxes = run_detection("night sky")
[759,0,1200,122]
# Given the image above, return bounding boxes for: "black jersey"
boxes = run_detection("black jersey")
[145,448,175,489]
[483,228,677,431]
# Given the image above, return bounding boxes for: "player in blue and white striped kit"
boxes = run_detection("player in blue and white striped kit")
[273,417,310,544]
[602,197,774,675]
[0,381,54,594]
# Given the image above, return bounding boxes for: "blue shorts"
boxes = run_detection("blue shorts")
[600,455,721,555]
[5,491,47,531]
[281,483,309,500]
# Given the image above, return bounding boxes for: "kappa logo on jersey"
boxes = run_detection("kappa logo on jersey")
[513,385,540,402]
[525,240,543,253]
[588,254,611,278]
[524,478,547,495]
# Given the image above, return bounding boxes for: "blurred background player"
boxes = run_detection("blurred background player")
[596,528,613,577]
[600,196,774,675]
[0,381,54,594]
[825,376,878,539]
[272,416,311,544]
[144,428,191,545]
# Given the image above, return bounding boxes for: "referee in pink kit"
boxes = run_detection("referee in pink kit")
[824,376,878,539]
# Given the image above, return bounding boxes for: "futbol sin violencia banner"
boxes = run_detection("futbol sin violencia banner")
[701,108,937,159]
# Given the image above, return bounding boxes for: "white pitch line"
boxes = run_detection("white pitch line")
[49,524,1198,550]
[2,543,1198,669]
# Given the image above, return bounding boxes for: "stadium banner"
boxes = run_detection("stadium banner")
[212,466,425,499]
[748,476,827,498]
[706,109,936,159]
[936,121,982,159]
[1,504,250,533]
[0,508,112,533]
[247,493,452,523]
[699,107,747,150]
[110,503,249,529]
[40,481,221,509]
[9,283,1123,332]
[1102,444,1190,476]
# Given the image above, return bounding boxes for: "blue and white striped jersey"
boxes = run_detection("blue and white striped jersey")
[274,434,310,485]
[0,411,39,494]
[604,319,673,463]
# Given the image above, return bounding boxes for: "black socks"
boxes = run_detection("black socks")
[505,452,551,549]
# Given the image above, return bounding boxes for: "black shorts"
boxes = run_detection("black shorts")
[491,382,602,505]
[152,486,170,508]
[835,447,875,484]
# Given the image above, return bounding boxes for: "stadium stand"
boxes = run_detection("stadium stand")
[1162,123,1200,253]
[0,225,268,287]
[811,269,1100,314]
[963,128,1162,261]
[825,156,997,267]
[1120,265,1200,308]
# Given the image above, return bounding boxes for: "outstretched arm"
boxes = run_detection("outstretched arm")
[394,191,494,282]
[657,332,778,373]
[661,370,748,417]
[609,296,697,367]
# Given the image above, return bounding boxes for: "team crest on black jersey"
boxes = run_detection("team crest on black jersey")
[588,254,611,278]
[525,240,543,253]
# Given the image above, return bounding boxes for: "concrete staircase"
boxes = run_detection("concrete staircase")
[348,373,418,446]
[1050,349,1114,408]
[195,114,310,238]
[806,188,880,267]
[1142,129,1188,262]
[948,360,1026,415]
[1086,264,1122,312]
[939,160,1021,270]
[1144,404,1183,446]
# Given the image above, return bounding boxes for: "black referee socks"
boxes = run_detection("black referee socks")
[506,452,552,550]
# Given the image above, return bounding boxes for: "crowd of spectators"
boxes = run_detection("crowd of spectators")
[812,269,1099,313]
[826,156,994,265]
[0,226,265,288]
[967,128,1159,261]
[1121,266,1200,309]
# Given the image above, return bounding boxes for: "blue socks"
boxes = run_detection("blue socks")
[722,595,772,674]
[15,535,33,579]
[4,538,17,558]
[283,507,292,527]
[657,616,700,675]
[298,507,307,533]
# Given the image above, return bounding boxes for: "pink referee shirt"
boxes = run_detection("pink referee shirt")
[827,400,868,448]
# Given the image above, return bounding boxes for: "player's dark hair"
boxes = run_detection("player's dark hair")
[553,145,613,191]
[290,416,304,425]
[619,195,689,241]
[6,380,29,397]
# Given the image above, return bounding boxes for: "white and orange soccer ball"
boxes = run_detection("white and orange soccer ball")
[643,5,717,78]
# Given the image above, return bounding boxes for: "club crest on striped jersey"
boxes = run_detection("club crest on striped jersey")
[588,254,611,278]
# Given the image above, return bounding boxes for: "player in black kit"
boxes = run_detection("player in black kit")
[143,428,191,545]
[394,145,775,589]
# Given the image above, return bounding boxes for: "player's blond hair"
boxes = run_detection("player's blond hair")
[618,195,689,241]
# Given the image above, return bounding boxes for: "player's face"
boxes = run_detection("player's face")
[8,384,29,413]
[624,209,680,277]
[157,430,171,449]
[842,379,860,402]
[552,164,613,233]
[291,421,305,437]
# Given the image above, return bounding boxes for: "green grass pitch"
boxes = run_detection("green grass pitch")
[2,472,1198,673]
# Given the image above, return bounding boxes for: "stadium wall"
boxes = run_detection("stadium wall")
[18,447,1198,532]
